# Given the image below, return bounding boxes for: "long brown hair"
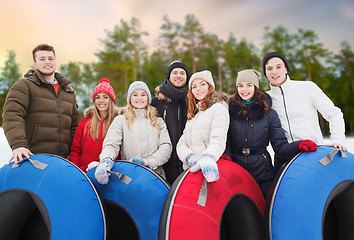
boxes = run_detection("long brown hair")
[230,86,270,118]
[84,99,116,140]
[187,83,215,120]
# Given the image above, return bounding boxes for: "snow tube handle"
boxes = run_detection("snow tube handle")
[197,178,208,207]
[107,170,132,185]
[319,149,348,166]
[11,157,48,170]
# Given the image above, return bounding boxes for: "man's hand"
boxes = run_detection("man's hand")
[327,143,347,152]
[8,147,33,164]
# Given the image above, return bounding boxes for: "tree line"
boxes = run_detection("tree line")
[0,14,353,135]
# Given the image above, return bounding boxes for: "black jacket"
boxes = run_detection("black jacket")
[151,86,187,185]
[225,93,299,183]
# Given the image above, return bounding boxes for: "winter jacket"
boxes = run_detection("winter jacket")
[70,107,120,171]
[151,86,188,184]
[224,93,300,183]
[268,76,345,145]
[100,108,172,178]
[2,69,79,158]
[177,92,230,170]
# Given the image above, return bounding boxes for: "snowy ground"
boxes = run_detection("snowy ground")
[0,127,353,168]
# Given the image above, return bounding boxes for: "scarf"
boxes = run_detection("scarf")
[159,79,188,101]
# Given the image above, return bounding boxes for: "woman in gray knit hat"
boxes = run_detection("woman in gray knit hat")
[224,69,317,199]
[94,81,172,185]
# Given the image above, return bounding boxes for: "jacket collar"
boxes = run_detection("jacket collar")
[25,69,74,93]
[269,75,291,92]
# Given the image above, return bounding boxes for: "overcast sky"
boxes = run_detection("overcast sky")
[1,0,354,73]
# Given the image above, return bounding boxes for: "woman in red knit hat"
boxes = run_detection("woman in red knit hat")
[70,78,120,171]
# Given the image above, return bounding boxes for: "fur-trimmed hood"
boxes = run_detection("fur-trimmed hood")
[154,86,172,102]
[207,91,230,108]
[84,106,121,118]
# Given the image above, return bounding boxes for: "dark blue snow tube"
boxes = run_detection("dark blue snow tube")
[267,146,354,240]
[0,154,105,240]
[87,160,170,240]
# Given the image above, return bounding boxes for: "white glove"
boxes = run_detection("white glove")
[190,155,219,182]
[186,154,202,166]
[86,161,99,172]
[95,158,114,184]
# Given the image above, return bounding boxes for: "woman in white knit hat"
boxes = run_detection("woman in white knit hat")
[176,70,229,182]
[224,69,317,199]
[94,81,172,184]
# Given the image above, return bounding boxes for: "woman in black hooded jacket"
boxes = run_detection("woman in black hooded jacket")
[224,69,317,199]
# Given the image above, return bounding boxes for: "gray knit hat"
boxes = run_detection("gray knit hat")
[189,70,215,89]
[127,81,152,104]
[236,69,261,88]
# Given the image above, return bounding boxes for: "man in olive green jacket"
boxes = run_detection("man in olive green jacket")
[2,44,79,163]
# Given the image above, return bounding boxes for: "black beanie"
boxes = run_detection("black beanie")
[166,61,190,82]
[262,52,289,76]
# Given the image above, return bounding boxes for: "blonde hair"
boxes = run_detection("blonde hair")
[85,100,116,140]
[124,103,160,133]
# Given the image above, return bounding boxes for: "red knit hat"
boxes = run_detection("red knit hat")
[92,77,116,104]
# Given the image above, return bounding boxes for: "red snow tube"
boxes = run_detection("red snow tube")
[159,157,266,240]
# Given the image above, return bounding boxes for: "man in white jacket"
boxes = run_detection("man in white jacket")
[262,52,347,151]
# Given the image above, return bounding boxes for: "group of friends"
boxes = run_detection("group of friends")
[2,44,347,199]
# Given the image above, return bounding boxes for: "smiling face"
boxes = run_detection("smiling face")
[33,50,56,76]
[169,67,187,88]
[191,79,209,101]
[237,82,255,102]
[130,89,148,109]
[94,93,111,114]
[265,57,288,87]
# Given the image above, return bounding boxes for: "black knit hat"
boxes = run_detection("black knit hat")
[166,61,190,82]
[262,52,289,76]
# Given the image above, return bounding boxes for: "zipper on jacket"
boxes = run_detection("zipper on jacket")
[56,91,63,155]
[280,86,294,142]
[244,116,249,169]
[162,105,168,121]
[263,153,270,170]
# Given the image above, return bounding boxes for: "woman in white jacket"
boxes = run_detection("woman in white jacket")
[177,70,229,182]
[95,81,172,184]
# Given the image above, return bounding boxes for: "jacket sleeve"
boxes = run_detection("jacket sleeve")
[100,116,123,161]
[268,110,300,163]
[69,119,86,168]
[146,118,172,169]
[70,96,79,147]
[2,79,30,150]
[310,82,345,144]
[176,124,194,166]
[224,130,232,159]
[202,103,230,161]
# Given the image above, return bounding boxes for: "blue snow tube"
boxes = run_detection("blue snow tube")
[0,154,105,240]
[267,146,354,240]
[87,160,170,240]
